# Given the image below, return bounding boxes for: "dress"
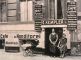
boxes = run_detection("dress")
[58,37,67,54]
[49,33,59,56]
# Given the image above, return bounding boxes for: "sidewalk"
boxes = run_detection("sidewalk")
[0,49,81,60]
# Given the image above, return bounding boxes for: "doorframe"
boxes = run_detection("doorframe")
[44,27,63,53]
[0,39,5,49]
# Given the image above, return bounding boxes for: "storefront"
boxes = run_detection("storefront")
[0,30,41,52]
[0,0,42,52]
[41,20,71,53]
[0,0,79,55]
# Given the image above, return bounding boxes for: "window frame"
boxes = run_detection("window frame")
[0,0,34,24]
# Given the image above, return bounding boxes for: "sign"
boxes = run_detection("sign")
[14,34,40,39]
[67,0,77,30]
[34,3,43,32]
[0,34,8,39]
[34,5,43,20]
[4,33,40,46]
[6,42,18,45]
[5,38,19,47]
[42,20,68,25]
[0,34,40,40]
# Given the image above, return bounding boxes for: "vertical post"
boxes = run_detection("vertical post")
[40,28,45,48]
[55,0,57,19]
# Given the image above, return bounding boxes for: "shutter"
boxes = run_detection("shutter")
[6,0,20,22]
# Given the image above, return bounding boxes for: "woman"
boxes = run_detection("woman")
[58,33,67,58]
[49,28,59,57]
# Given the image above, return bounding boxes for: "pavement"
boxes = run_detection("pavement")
[0,49,81,60]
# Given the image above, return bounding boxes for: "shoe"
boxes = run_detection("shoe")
[60,55,62,58]
[61,54,64,58]
[54,56,55,58]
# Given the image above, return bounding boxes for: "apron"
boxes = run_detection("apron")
[49,33,59,55]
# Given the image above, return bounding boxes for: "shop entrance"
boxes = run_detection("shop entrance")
[0,39,5,49]
[45,28,63,55]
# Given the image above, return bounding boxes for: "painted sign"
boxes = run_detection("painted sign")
[67,0,77,30]
[42,20,68,25]
[0,34,8,39]
[5,38,19,47]
[4,34,40,47]
[0,34,40,39]
[14,34,40,39]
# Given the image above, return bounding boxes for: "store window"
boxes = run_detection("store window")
[46,0,63,20]
[47,0,55,19]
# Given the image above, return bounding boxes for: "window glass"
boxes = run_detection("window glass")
[20,1,28,22]
[20,0,33,22]
[28,1,33,21]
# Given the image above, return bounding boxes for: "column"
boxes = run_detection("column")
[38,28,45,48]
[63,28,71,49]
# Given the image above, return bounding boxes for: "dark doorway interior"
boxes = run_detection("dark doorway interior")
[0,39,5,49]
[45,28,63,55]
[45,28,52,54]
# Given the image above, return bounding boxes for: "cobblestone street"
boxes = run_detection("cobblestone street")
[0,49,81,60]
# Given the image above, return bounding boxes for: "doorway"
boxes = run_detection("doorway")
[0,39,5,49]
[45,28,63,55]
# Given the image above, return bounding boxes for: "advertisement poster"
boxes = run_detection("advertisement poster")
[0,0,81,60]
